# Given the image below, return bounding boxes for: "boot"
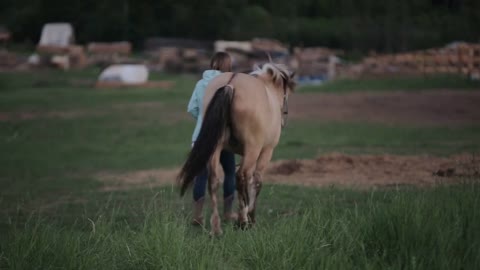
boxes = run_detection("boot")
[191,197,205,226]
[223,194,238,222]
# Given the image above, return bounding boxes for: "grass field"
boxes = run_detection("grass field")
[1,70,479,269]
[300,75,480,93]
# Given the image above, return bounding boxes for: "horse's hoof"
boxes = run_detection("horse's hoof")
[190,218,204,227]
[234,221,251,230]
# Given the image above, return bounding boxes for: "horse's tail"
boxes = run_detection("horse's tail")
[178,85,234,196]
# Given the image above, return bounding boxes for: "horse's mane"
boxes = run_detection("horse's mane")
[250,63,295,92]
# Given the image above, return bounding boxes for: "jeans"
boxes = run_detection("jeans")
[193,150,236,201]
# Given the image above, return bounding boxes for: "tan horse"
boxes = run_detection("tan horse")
[178,63,295,235]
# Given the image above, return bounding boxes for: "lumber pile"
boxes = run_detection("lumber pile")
[294,47,342,78]
[36,45,87,70]
[251,38,289,54]
[149,47,210,73]
[87,41,132,66]
[0,49,18,68]
[33,23,88,70]
[358,42,480,78]
[0,26,11,43]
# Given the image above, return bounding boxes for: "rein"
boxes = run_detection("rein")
[225,73,237,91]
[281,85,289,129]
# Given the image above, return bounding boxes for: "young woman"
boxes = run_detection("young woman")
[187,52,237,225]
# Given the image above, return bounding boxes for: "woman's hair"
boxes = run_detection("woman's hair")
[210,52,232,72]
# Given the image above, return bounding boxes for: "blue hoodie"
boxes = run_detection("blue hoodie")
[187,70,222,142]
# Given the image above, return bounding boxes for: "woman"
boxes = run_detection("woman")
[187,52,237,226]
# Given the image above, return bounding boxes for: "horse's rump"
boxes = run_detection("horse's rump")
[205,73,283,150]
[178,84,234,196]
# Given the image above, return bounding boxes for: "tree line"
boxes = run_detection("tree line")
[1,0,479,52]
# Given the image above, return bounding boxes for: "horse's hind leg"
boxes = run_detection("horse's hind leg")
[236,148,260,229]
[208,148,223,236]
[248,147,273,224]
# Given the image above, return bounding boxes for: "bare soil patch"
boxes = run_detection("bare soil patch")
[290,90,480,126]
[3,90,479,125]
[97,168,179,191]
[96,153,479,190]
[0,101,189,122]
[267,153,479,187]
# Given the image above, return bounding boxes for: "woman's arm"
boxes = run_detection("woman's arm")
[187,82,201,119]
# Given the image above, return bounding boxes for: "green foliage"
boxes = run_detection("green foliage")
[1,0,479,52]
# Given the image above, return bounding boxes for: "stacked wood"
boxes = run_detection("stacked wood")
[35,45,87,69]
[36,45,70,54]
[182,48,199,59]
[471,44,480,79]
[68,45,87,69]
[225,48,252,71]
[149,46,210,73]
[353,42,480,78]
[87,42,132,55]
[0,26,11,42]
[0,49,18,67]
[155,47,180,66]
[251,38,288,54]
[33,24,87,70]
[144,37,211,51]
[87,42,132,66]
[294,47,341,77]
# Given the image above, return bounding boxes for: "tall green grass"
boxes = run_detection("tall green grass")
[1,183,479,269]
[1,70,480,269]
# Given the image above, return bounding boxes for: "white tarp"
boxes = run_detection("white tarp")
[39,23,74,47]
[98,64,149,84]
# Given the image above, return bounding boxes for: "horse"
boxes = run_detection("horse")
[178,63,296,236]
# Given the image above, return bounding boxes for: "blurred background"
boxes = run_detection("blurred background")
[1,2,480,268]
[0,0,479,79]
[2,0,480,50]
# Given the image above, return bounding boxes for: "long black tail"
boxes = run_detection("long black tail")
[178,86,234,196]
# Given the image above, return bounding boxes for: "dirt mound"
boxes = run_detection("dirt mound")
[0,101,189,122]
[266,153,479,187]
